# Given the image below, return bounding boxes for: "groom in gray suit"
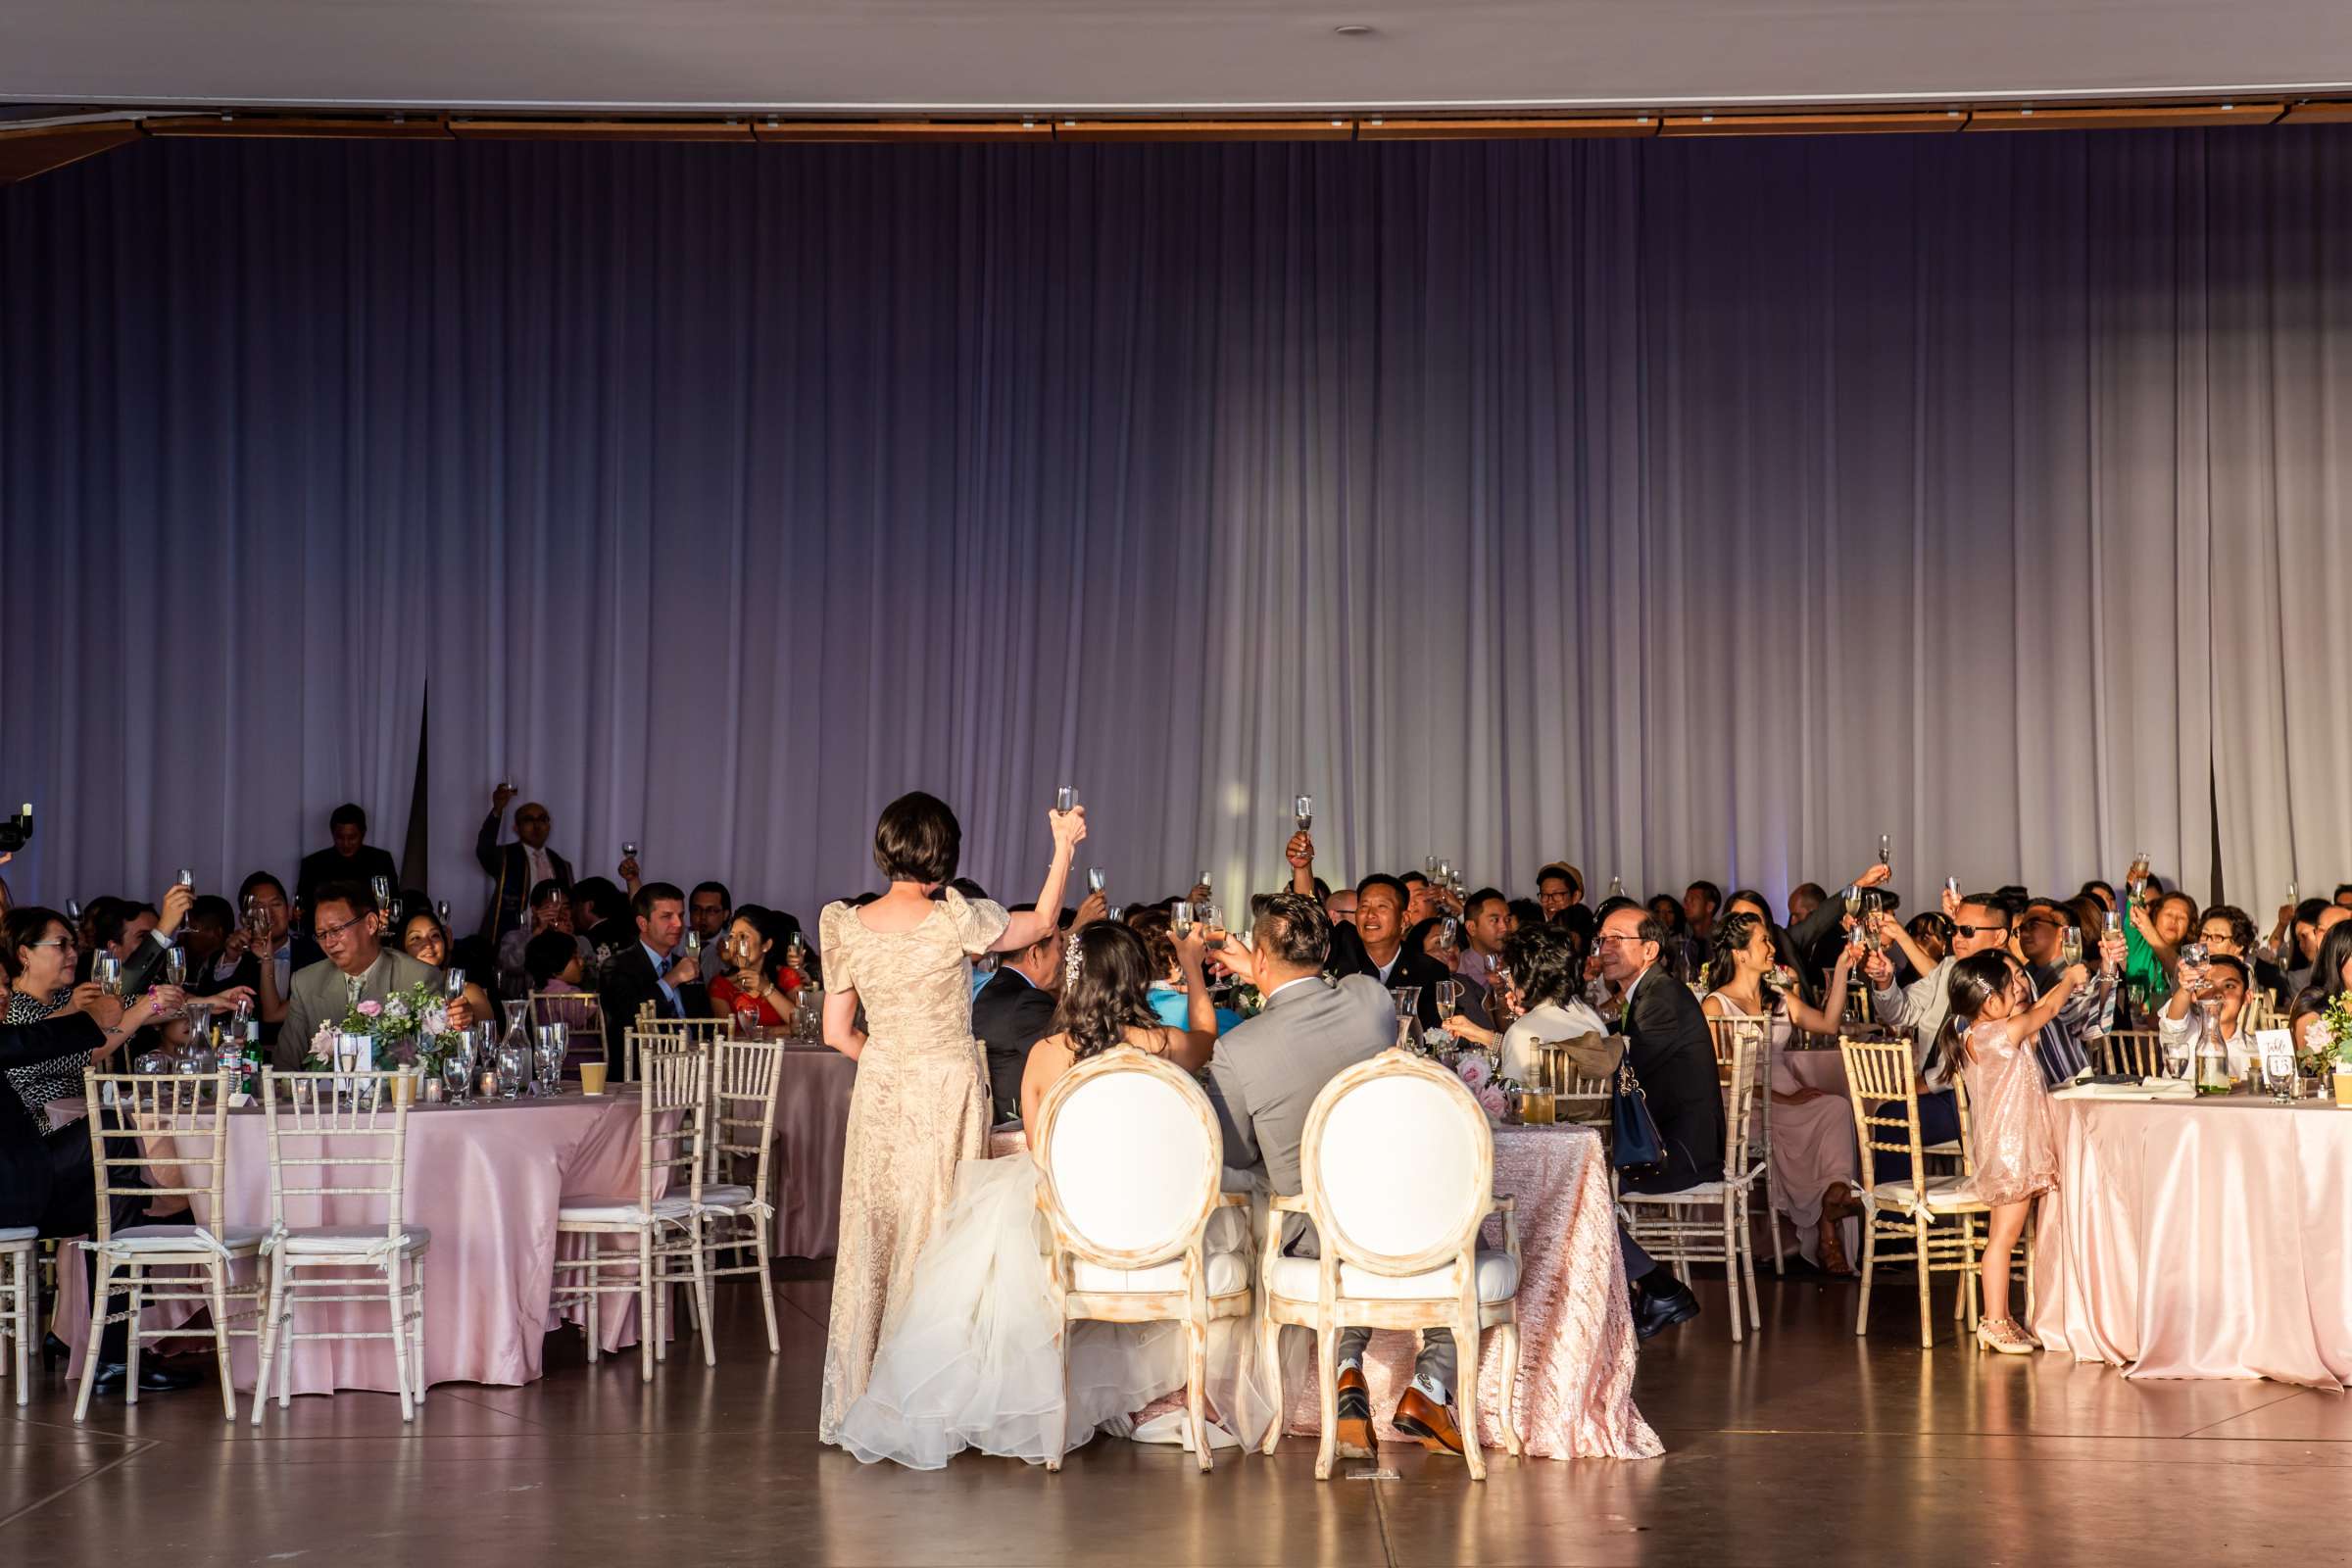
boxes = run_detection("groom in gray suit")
[1207,892,1468,1461]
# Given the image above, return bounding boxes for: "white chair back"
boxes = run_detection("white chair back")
[256,1070,415,1242]
[706,1039,784,1189]
[1301,1050,1492,1276]
[1036,1048,1219,1268]
[81,1069,235,1236]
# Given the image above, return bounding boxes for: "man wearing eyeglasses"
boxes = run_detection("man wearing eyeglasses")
[476,785,576,941]
[275,881,473,1070]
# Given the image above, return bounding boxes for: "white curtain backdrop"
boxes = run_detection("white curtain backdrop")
[4,130,2346,923]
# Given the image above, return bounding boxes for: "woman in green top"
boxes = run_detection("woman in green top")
[2125,888,2196,1017]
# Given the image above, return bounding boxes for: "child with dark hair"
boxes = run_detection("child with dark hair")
[1939,949,2085,1354]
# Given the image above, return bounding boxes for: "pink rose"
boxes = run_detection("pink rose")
[1477,1085,1508,1120]
[356,1000,382,1017]
[1455,1054,1491,1091]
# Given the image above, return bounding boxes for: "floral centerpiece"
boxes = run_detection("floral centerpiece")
[1228,981,1265,1019]
[1453,1050,1508,1121]
[2301,995,2352,1077]
[307,981,458,1071]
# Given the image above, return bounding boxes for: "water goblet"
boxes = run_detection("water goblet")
[496,1040,528,1101]
[441,1052,472,1105]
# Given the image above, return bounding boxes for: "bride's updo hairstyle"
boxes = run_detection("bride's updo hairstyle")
[1053,920,1165,1060]
[873,791,960,884]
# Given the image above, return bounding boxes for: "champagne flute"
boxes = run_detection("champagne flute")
[1878,833,1892,872]
[444,967,466,1000]
[93,953,122,998]
[1198,902,1226,947]
[1170,901,1196,943]
[435,900,452,925]
[1086,867,1106,897]
[370,874,394,918]
[1294,795,1313,833]
[1055,786,1079,813]
[1607,875,1625,901]
[163,946,187,989]
[175,867,196,890]
[2058,925,2083,969]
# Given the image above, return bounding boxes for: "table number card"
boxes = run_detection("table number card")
[2255,1028,2294,1088]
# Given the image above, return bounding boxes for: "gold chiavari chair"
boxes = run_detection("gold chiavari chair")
[2097,1029,2167,1079]
[74,1068,269,1422]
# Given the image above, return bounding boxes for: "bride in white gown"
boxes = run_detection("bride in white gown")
[836,919,1278,1469]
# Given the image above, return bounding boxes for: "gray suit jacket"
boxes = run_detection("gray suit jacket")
[276,948,446,1070]
[1206,973,1394,1201]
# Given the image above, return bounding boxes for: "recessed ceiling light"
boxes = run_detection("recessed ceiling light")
[1333,23,1377,36]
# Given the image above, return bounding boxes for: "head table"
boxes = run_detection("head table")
[58,1089,662,1395]
[2031,1093,2352,1389]
[989,1119,1661,1461]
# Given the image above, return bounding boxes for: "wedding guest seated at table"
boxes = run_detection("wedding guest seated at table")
[1455,888,1508,985]
[1787,883,1829,927]
[596,882,704,1070]
[4,906,110,1126]
[1453,922,1617,1099]
[1594,904,1710,1339]
[93,880,197,997]
[1702,911,1865,1274]
[1940,951,2082,1354]
[707,904,803,1032]
[836,919,1261,1468]
[2158,952,2256,1079]
[2196,904,2290,1015]
[2287,922,2352,1054]
[1403,916,1493,1033]
[177,896,237,994]
[525,928,587,993]
[1207,892,1472,1456]
[3,989,203,1392]
[1643,895,1697,980]
[1132,910,1242,1039]
[1683,880,1722,948]
[972,904,1072,1126]
[1325,870,1450,1027]
[2125,888,2196,1003]
[1536,862,1593,946]
[496,879,591,1000]
[276,881,466,1069]
[1863,891,2015,1181]
[213,871,319,1048]
[689,880,732,949]
[399,909,497,1028]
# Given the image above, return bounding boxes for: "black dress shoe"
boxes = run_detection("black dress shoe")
[90,1360,203,1393]
[43,1331,70,1368]
[1633,1277,1701,1341]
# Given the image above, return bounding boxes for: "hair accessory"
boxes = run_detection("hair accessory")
[1064,929,1085,990]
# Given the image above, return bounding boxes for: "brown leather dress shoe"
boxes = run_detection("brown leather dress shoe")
[1391,1385,1465,1457]
[1334,1365,1376,1459]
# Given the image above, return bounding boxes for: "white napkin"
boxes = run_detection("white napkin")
[2054,1077,2196,1101]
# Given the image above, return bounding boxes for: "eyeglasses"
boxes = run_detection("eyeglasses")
[316,911,373,942]
[27,938,75,953]
[1951,923,2011,941]
[2019,916,2064,932]
[1592,933,1644,948]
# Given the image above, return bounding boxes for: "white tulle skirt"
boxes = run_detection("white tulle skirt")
[834,1155,1278,1469]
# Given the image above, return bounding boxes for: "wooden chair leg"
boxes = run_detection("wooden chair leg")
[1912,1213,1935,1349]
[1258,1316,1286,1456]
[1312,1325,1340,1482]
[74,1254,114,1423]
[1855,1209,1878,1337]
[1497,1320,1523,1458]
[1045,1331,1071,1472]
[692,1225,716,1369]
[1740,1195,1762,1332]
[210,1261,236,1422]
[1186,1316,1212,1473]
[1457,1313,1486,1482]
[1723,1200,1743,1344]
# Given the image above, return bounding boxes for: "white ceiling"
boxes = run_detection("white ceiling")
[4,0,2350,115]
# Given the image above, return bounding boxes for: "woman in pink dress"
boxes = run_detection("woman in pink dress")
[1702,912,1866,1274]
[1937,950,2084,1354]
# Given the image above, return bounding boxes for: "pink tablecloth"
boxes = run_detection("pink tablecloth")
[773,1046,857,1258]
[2032,1096,2352,1389]
[986,1121,1659,1460]
[59,1090,652,1394]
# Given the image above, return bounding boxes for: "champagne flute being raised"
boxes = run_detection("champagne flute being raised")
[1086,867,1106,898]
[1294,795,1313,833]
[2058,925,2082,970]
[1170,901,1196,943]
[1878,833,1892,873]
[1055,785,1079,814]
[1198,902,1226,948]
[370,874,394,921]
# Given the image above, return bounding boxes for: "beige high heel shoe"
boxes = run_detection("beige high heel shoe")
[1975,1317,2037,1355]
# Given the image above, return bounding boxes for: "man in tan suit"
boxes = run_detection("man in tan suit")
[276,880,471,1069]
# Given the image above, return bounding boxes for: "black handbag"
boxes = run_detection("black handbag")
[1608,1059,1666,1175]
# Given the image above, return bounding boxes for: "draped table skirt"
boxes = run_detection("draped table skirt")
[2030,1096,2352,1389]
[58,1090,655,1394]
[770,1044,858,1258]
[987,1120,1660,1459]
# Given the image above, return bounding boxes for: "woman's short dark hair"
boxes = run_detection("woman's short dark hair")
[873,792,960,884]
[2,906,71,984]
[1128,908,1178,978]
[525,930,580,989]
[1505,897,1544,932]
[2199,904,2257,952]
[1051,921,1164,1061]
[1499,922,1582,1011]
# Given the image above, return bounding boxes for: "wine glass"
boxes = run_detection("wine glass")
[683,930,703,965]
[1054,786,1078,813]
[1294,795,1313,833]
[1434,980,1462,1024]
[163,946,187,989]
[733,996,763,1041]
[621,840,639,862]
[93,953,122,998]
[2180,942,2209,992]
[1843,886,1865,922]
[2058,926,2083,969]
[1170,901,1196,942]
[441,1052,472,1105]
[496,1040,528,1101]
[1606,876,1625,900]
[1198,902,1226,946]
[1086,867,1106,896]
[1439,915,1459,951]
[444,967,466,999]
[435,900,452,925]
[1878,833,1892,872]
[175,867,196,890]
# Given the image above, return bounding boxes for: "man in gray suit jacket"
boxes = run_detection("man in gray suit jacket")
[1207,893,1468,1462]
[277,880,471,1069]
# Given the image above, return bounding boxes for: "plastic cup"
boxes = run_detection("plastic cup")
[579,1061,610,1097]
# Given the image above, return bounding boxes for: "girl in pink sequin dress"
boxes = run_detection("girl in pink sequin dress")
[1938,951,2086,1354]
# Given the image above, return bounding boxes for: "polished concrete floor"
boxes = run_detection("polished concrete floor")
[5,1261,2346,1567]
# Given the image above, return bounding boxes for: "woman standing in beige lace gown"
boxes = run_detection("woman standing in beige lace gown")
[816,790,1083,1445]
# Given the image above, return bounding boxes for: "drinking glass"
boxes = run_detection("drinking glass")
[1439,915,1459,950]
[435,900,452,925]
[1198,902,1226,945]
[2180,942,2209,992]
[67,899,82,923]
[1878,833,1892,872]
[621,841,639,861]
[496,1041,528,1101]
[1389,986,1422,1021]
[1434,980,1462,1023]
[175,867,196,890]
[163,946,187,989]
[683,931,702,964]
[444,967,466,999]
[441,1053,472,1105]
[1086,867,1106,896]
[2058,926,2083,968]
[370,874,394,910]
[1054,786,1078,813]
[93,954,122,998]
[1843,887,1864,922]
[1607,876,1626,900]
[734,997,763,1041]
[1294,796,1312,833]
[1170,901,1196,941]
[1197,869,1212,894]
[534,1024,566,1095]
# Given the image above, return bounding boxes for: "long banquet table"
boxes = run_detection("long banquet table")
[58,1090,659,1394]
[2031,1093,2352,1389]
[990,1119,1661,1460]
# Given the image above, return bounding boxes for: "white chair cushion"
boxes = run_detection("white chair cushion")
[0,1226,37,1245]
[1873,1175,1979,1212]
[92,1224,267,1255]
[1265,1249,1519,1305]
[1070,1251,1250,1297]
[558,1196,697,1225]
[276,1226,431,1256]
[695,1184,754,1211]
